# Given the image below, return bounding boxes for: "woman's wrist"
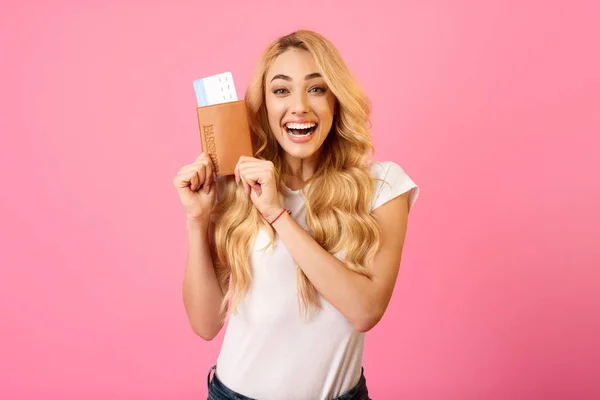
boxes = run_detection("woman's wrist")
[263,207,287,224]
[186,215,210,232]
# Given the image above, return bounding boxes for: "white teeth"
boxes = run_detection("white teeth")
[288,130,313,137]
[286,122,316,129]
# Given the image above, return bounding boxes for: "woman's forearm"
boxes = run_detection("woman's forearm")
[268,211,381,332]
[181,219,226,340]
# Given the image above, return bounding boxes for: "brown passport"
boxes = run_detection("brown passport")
[196,100,254,176]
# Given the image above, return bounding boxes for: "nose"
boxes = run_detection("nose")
[290,92,309,115]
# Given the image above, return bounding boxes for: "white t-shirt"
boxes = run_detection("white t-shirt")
[215,161,419,400]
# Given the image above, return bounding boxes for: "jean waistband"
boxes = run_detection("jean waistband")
[207,365,370,400]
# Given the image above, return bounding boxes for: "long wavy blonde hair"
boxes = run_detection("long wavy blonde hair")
[210,30,382,319]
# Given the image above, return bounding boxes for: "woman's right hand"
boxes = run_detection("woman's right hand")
[173,153,217,223]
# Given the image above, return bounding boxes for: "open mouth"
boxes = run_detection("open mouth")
[285,122,318,137]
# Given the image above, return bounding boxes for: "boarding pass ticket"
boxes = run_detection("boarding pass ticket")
[193,71,238,107]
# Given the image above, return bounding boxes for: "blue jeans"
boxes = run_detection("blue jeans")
[207,365,371,400]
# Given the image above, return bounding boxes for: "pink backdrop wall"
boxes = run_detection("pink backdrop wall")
[1,1,598,399]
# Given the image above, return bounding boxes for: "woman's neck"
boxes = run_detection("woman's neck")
[283,153,319,190]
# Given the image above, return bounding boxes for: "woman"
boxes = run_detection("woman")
[174,30,419,400]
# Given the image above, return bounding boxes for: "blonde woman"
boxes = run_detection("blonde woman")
[174,30,419,400]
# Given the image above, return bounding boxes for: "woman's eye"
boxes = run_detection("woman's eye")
[310,86,326,93]
[273,88,289,94]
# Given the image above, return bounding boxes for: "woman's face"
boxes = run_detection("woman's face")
[264,48,336,163]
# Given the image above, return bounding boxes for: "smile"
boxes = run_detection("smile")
[285,122,318,137]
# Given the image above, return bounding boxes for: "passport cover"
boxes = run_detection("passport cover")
[197,100,254,176]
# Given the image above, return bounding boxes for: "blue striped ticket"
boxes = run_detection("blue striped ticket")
[193,72,238,107]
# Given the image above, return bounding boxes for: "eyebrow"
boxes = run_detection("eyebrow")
[270,72,322,82]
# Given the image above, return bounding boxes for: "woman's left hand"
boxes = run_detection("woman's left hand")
[235,156,283,222]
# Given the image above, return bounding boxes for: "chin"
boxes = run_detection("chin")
[281,140,323,161]
[285,148,319,160]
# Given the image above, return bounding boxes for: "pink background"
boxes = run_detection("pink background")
[1,0,598,399]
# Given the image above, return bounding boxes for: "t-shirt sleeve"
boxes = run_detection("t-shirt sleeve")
[370,161,420,213]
